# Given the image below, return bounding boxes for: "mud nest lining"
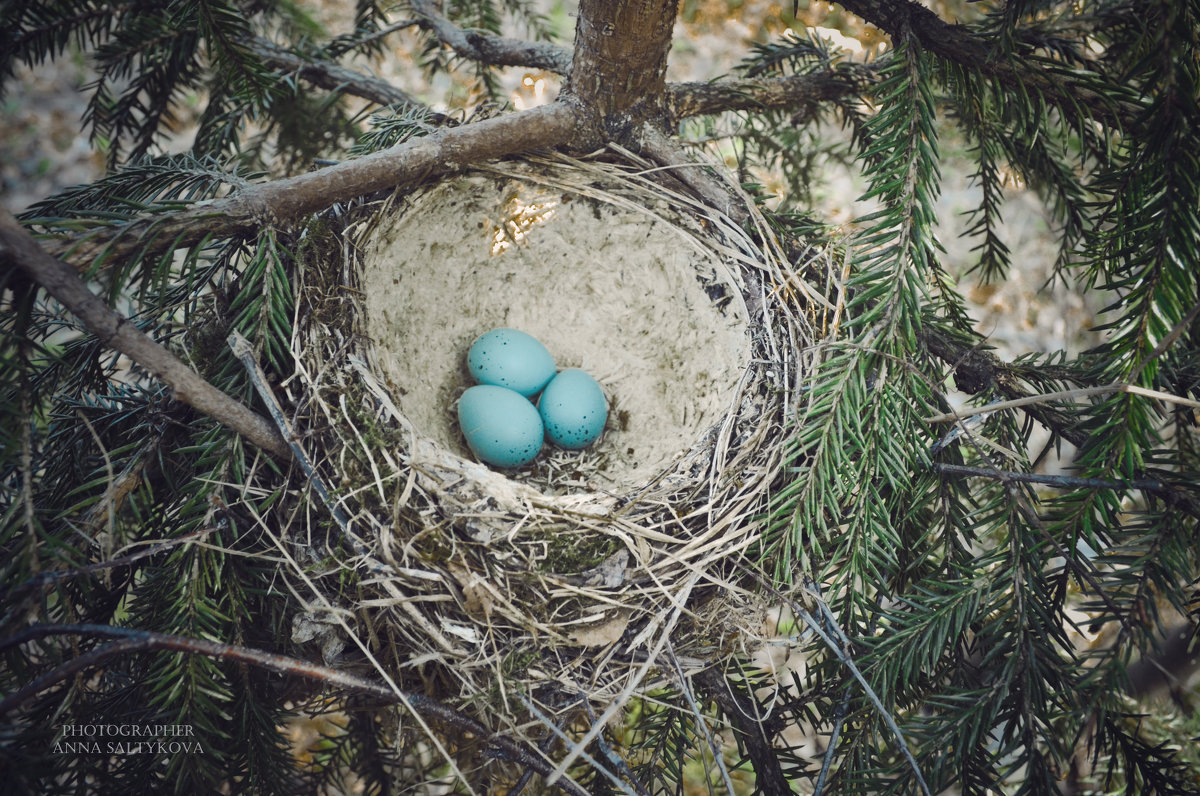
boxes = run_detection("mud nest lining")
[289,149,823,749]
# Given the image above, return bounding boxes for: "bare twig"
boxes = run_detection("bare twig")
[932,462,1167,492]
[667,69,867,120]
[0,209,290,458]
[410,0,572,74]
[924,383,1200,424]
[0,623,589,796]
[244,34,449,120]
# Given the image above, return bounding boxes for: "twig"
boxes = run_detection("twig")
[801,579,933,796]
[0,530,212,603]
[736,563,933,796]
[667,69,868,120]
[0,624,589,796]
[410,0,572,74]
[244,34,448,120]
[227,331,375,561]
[814,683,853,796]
[932,463,1167,492]
[638,128,748,225]
[691,668,791,796]
[0,209,291,458]
[580,697,653,796]
[518,693,631,796]
[923,382,1200,424]
[666,642,737,796]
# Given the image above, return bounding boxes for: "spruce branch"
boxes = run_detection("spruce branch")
[242,34,440,114]
[39,102,577,271]
[0,623,589,796]
[834,0,1137,127]
[410,0,572,74]
[932,463,1167,493]
[666,69,867,120]
[0,209,290,458]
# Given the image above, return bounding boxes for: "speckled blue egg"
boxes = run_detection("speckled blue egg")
[538,369,608,450]
[467,328,556,397]
[457,385,544,468]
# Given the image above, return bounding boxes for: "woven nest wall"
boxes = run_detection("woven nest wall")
[291,150,818,742]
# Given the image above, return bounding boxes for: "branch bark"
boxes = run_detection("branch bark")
[411,0,572,74]
[42,102,578,269]
[244,35,445,116]
[667,70,867,120]
[567,0,679,146]
[0,209,290,459]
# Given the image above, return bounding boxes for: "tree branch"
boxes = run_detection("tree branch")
[0,209,290,458]
[835,0,1135,127]
[410,0,572,75]
[42,101,578,270]
[243,34,451,121]
[667,70,867,120]
[0,623,588,796]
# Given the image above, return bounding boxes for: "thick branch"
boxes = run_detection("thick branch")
[43,102,578,270]
[0,210,290,458]
[836,0,1134,127]
[667,70,866,120]
[568,0,679,146]
[411,0,572,74]
[0,623,588,796]
[692,668,791,796]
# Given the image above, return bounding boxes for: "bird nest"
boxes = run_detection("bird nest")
[288,149,823,748]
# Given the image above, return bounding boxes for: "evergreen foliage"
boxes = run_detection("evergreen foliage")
[1,0,1198,793]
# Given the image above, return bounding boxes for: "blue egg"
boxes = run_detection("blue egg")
[538,369,608,450]
[458,385,544,468]
[467,328,556,397]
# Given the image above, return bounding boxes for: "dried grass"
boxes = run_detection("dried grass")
[282,146,835,765]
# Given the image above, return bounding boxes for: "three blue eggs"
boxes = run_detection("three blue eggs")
[457,328,608,468]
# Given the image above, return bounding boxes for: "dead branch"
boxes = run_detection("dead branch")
[0,623,590,796]
[0,209,290,458]
[411,0,572,75]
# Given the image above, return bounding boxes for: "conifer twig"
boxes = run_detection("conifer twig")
[736,563,933,796]
[410,0,572,74]
[0,209,290,458]
[0,624,589,796]
[932,463,1167,492]
[923,382,1200,424]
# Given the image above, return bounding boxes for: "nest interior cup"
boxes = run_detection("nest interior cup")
[359,168,751,491]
